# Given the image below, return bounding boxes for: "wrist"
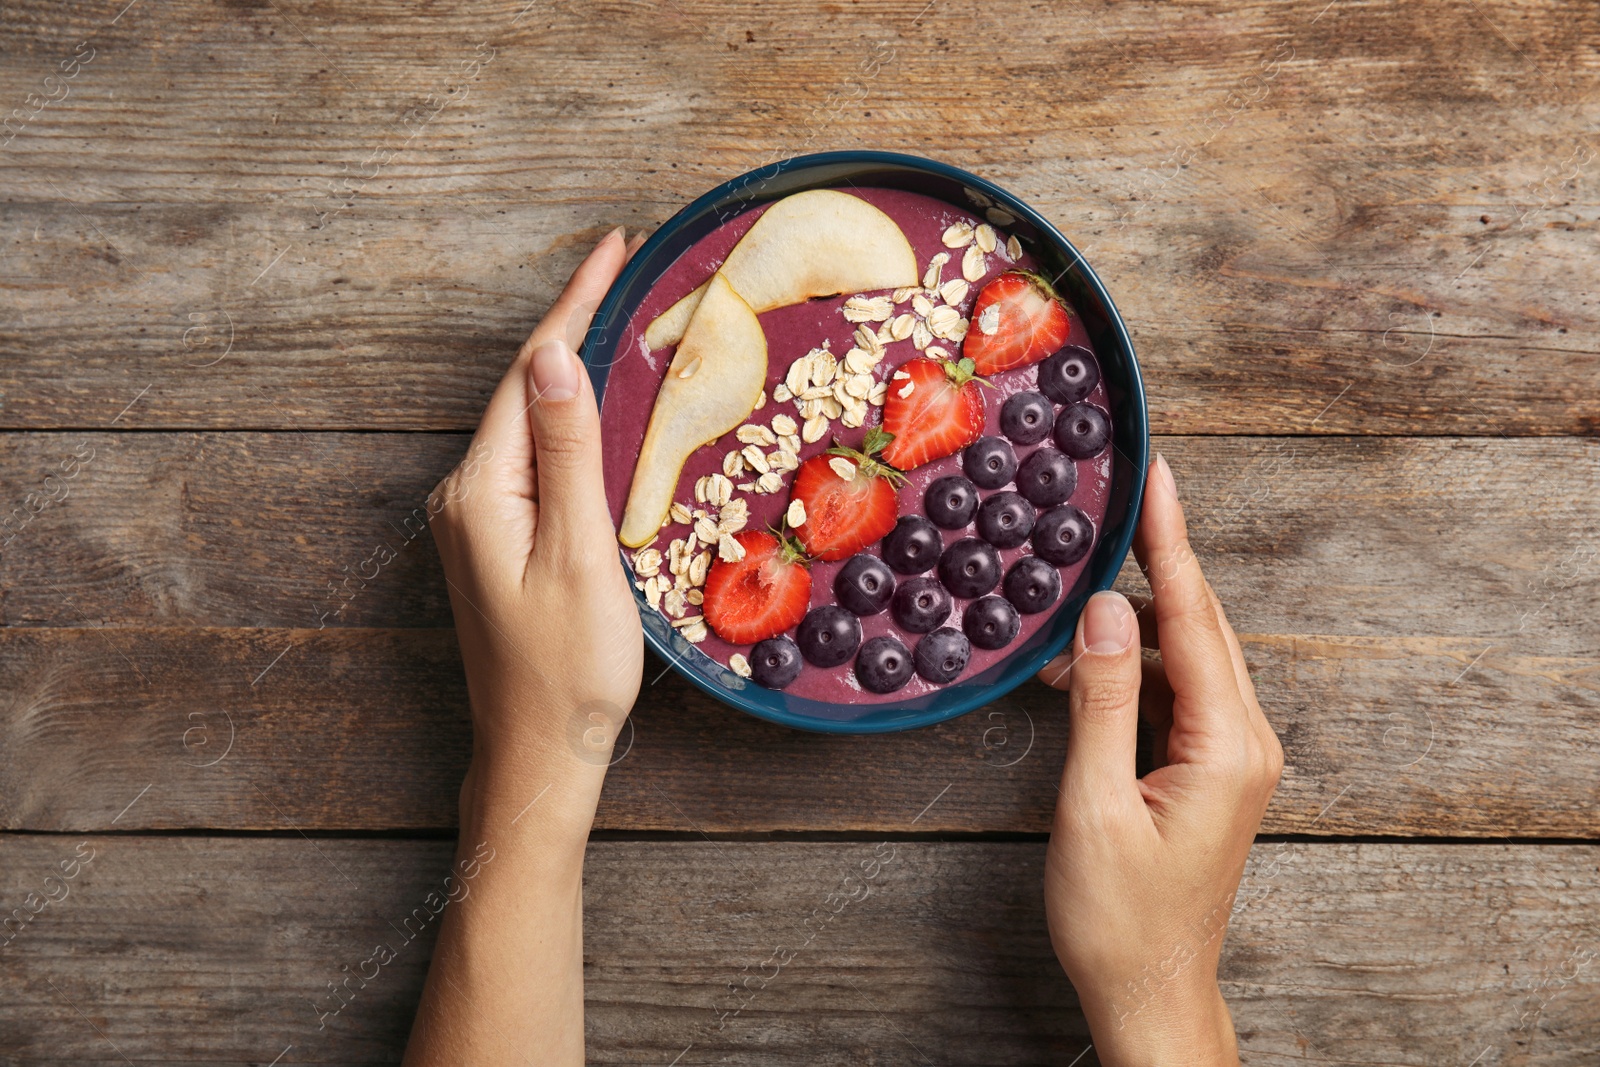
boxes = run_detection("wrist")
[458,750,607,858]
[1079,979,1237,1067]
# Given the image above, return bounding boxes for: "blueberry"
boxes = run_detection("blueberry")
[925,475,980,530]
[938,537,1002,600]
[881,515,944,575]
[1000,390,1054,445]
[749,636,803,689]
[855,635,915,694]
[1003,556,1062,614]
[975,491,1037,549]
[1032,505,1095,566]
[962,595,1021,651]
[796,605,862,668]
[1037,345,1100,404]
[962,436,1017,490]
[1015,447,1078,507]
[891,576,953,634]
[1053,402,1111,459]
[834,554,896,616]
[913,627,971,685]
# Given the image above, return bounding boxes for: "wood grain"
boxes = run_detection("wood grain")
[2,433,1595,641]
[0,0,1596,433]
[1,837,1596,1065]
[2,625,1594,837]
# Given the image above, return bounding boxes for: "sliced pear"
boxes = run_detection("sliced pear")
[620,272,767,547]
[644,189,918,348]
[643,280,707,350]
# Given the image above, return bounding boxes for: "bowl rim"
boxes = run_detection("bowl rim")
[580,149,1148,734]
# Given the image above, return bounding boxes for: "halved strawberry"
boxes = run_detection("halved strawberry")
[962,270,1071,375]
[702,530,812,645]
[790,428,905,562]
[879,357,987,471]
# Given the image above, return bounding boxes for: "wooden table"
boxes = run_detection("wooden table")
[3,0,1597,1062]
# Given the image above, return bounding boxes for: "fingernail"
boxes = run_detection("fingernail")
[1154,452,1177,498]
[605,225,625,247]
[1082,591,1134,654]
[530,339,580,402]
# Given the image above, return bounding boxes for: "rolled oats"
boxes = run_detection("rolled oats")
[798,398,824,419]
[912,292,936,319]
[892,286,919,304]
[741,445,771,474]
[978,303,1000,335]
[709,473,733,506]
[974,223,998,253]
[1006,234,1023,260]
[694,516,720,544]
[942,221,975,248]
[728,652,751,678]
[663,588,686,618]
[723,450,746,478]
[912,319,934,351]
[922,252,949,289]
[925,344,951,362]
[809,349,838,387]
[962,243,987,282]
[785,357,813,397]
[632,547,662,577]
[773,382,794,403]
[928,305,962,339]
[756,471,784,494]
[780,433,802,455]
[769,449,799,472]
[939,278,969,306]
[897,379,916,398]
[890,313,916,341]
[822,396,844,420]
[844,373,873,399]
[687,588,704,606]
[786,499,807,527]
[868,380,889,406]
[841,398,867,428]
[829,456,858,482]
[842,295,894,322]
[681,619,708,644]
[771,412,798,437]
[669,501,693,525]
[802,413,830,443]
[844,347,878,375]
[753,388,767,410]
[737,424,777,446]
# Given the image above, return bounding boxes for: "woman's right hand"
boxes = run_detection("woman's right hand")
[1036,454,1284,1065]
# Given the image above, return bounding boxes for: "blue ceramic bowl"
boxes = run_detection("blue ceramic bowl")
[580,151,1148,734]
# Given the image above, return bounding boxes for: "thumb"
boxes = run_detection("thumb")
[527,337,613,553]
[1063,591,1143,798]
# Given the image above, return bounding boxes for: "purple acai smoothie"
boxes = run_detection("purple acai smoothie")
[600,187,1111,706]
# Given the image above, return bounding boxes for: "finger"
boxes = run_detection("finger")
[1038,652,1170,711]
[472,227,628,457]
[1124,592,1159,649]
[526,336,614,557]
[1205,582,1259,715]
[1062,591,1143,799]
[1132,453,1238,707]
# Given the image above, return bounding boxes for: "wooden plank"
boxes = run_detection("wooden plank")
[0,1,1595,433]
[0,837,1595,1064]
[2,433,1596,639]
[1,433,1595,836]
[1,626,1595,837]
